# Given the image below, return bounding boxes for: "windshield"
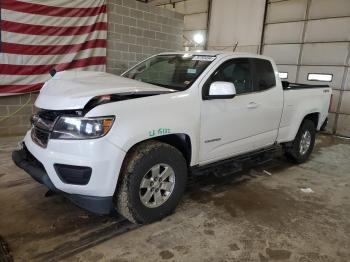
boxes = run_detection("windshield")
[122,54,215,91]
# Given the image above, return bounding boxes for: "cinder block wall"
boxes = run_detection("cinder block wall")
[106,0,184,75]
[0,0,184,137]
[0,94,39,136]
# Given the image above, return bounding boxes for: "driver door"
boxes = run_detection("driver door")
[199,58,257,164]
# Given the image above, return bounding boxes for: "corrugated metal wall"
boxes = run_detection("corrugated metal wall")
[153,0,350,136]
[207,0,265,53]
[261,0,350,136]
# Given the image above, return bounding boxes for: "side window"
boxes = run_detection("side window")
[253,59,276,91]
[209,59,254,95]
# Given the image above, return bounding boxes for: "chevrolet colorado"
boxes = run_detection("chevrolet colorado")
[12,51,332,224]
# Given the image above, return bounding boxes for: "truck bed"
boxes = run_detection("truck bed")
[282,81,329,90]
[277,82,332,143]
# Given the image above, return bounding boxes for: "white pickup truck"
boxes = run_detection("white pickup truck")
[13,51,332,224]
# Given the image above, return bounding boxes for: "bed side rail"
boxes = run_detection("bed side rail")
[282,81,329,90]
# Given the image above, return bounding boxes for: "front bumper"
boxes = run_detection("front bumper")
[12,144,113,215]
[22,130,126,196]
[12,130,127,215]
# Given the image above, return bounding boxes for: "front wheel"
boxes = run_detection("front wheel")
[283,119,316,164]
[114,141,187,224]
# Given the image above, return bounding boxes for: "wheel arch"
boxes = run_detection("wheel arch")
[155,133,192,166]
[283,113,317,164]
[302,112,320,129]
[122,133,192,167]
[279,111,321,144]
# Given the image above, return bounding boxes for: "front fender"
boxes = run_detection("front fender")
[86,90,200,166]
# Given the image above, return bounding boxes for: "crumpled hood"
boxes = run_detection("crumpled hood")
[35,71,173,110]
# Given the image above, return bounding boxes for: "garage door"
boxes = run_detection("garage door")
[261,0,350,137]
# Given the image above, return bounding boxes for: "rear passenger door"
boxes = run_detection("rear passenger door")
[248,58,284,150]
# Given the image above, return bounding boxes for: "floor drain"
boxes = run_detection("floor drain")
[0,236,12,262]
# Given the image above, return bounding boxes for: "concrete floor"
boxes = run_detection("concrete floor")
[0,134,350,262]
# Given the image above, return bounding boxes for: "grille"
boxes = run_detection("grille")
[31,127,50,148]
[38,110,59,122]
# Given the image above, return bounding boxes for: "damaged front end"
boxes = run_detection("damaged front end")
[83,90,174,113]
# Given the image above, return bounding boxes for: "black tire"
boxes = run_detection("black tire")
[114,141,187,224]
[283,119,316,164]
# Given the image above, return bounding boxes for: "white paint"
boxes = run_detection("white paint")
[25,51,331,199]
[208,81,236,96]
[35,70,172,110]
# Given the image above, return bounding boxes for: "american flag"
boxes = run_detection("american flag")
[0,0,107,95]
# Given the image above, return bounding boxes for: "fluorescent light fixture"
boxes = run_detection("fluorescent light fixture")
[279,72,288,79]
[193,33,204,45]
[308,73,333,82]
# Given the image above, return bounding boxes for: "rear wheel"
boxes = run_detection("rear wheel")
[283,119,316,164]
[114,141,187,224]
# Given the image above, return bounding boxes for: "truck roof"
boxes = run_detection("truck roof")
[158,50,273,61]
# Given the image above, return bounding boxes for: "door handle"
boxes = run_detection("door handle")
[247,102,258,109]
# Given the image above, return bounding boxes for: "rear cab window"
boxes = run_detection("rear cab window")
[251,58,276,92]
[203,57,276,97]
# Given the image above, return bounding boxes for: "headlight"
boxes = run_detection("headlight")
[51,116,115,140]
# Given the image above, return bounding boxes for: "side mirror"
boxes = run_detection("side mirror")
[206,81,236,100]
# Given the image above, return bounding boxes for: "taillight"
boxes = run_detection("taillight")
[328,94,333,112]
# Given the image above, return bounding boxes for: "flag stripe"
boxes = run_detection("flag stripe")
[24,0,105,8]
[3,30,107,46]
[2,9,106,27]
[0,61,107,93]
[2,39,107,55]
[0,83,44,94]
[2,0,106,17]
[0,0,107,94]
[1,74,50,86]
[1,58,106,85]
[0,48,106,66]
[2,20,107,36]
[0,56,107,76]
